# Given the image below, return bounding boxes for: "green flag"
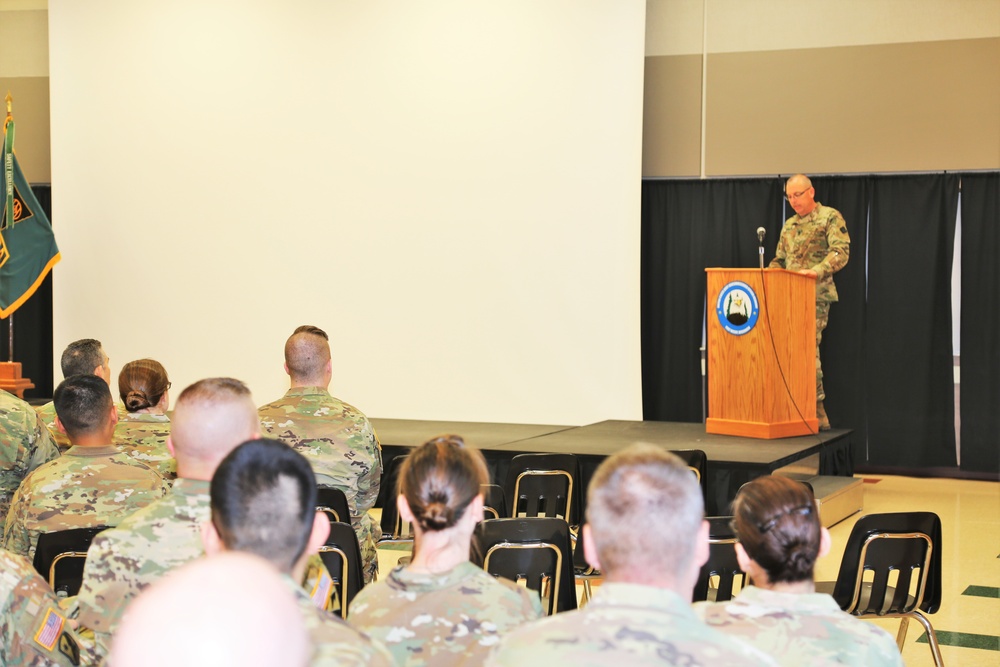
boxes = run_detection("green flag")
[1,115,60,318]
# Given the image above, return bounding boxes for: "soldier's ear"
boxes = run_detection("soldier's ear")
[818,526,832,559]
[54,416,68,436]
[305,512,331,555]
[283,362,291,377]
[166,435,175,457]
[201,519,223,555]
[582,524,602,571]
[398,495,416,524]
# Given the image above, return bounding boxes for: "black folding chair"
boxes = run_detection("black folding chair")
[316,487,351,525]
[32,526,108,597]
[692,516,746,603]
[377,454,413,547]
[318,521,366,618]
[481,483,506,520]
[472,517,576,615]
[504,453,580,524]
[817,511,943,666]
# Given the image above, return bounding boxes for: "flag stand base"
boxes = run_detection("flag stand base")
[0,361,34,398]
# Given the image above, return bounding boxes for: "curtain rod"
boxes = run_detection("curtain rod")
[642,169,998,182]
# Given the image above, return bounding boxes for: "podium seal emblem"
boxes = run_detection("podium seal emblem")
[716,281,759,335]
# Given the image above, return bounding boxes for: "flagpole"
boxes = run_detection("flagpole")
[4,92,12,363]
[4,92,11,363]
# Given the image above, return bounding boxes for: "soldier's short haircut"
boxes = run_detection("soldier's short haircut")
[284,325,331,382]
[731,475,821,584]
[53,374,114,437]
[210,438,316,573]
[119,358,170,412]
[172,378,258,463]
[587,444,703,576]
[399,434,489,533]
[60,339,105,378]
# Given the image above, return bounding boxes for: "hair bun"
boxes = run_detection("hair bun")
[125,389,151,412]
[420,501,454,532]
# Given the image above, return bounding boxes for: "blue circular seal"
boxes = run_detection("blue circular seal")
[715,281,759,336]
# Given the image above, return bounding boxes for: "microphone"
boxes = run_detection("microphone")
[756,227,766,244]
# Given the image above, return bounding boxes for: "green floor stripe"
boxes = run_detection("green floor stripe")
[917,631,1000,651]
[379,543,413,552]
[962,585,1000,598]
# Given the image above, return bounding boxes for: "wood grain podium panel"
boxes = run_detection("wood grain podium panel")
[706,268,816,438]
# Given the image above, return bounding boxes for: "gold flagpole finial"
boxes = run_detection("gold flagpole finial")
[4,92,11,123]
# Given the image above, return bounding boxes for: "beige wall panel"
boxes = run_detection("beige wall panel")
[0,76,50,182]
[0,9,48,76]
[642,54,702,176]
[704,38,1000,175]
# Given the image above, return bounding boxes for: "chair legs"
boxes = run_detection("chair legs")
[886,611,944,667]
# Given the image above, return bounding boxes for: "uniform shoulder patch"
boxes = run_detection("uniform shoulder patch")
[59,631,81,666]
[33,607,65,651]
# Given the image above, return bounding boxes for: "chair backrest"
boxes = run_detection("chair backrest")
[504,453,580,524]
[481,483,506,521]
[670,449,708,500]
[831,511,942,615]
[692,516,746,603]
[316,487,351,525]
[32,526,109,597]
[471,517,577,615]
[379,454,412,539]
[318,521,366,618]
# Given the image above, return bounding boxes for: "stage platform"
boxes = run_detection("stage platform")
[371,418,855,515]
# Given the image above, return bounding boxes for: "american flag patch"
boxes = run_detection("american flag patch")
[310,570,334,610]
[34,608,65,651]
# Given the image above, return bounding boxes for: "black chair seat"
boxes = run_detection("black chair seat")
[32,526,109,597]
[693,516,746,603]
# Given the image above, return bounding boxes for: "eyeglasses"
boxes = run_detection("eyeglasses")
[784,188,812,202]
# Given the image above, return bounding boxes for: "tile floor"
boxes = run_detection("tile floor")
[371,473,1000,666]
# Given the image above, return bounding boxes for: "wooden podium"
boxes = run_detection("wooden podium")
[705,268,816,439]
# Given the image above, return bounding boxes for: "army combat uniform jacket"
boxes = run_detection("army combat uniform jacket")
[695,585,904,666]
[285,576,394,667]
[1,391,60,519]
[74,478,211,661]
[349,561,542,667]
[0,550,81,667]
[2,445,168,560]
[259,386,382,582]
[768,202,850,303]
[113,412,176,481]
[488,583,776,667]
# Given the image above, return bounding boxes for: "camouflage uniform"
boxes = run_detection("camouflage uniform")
[348,561,543,667]
[1,391,60,519]
[487,583,776,667]
[36,401,128,454]
[2,446,168,560]
[113,412,176,481]
[73,478,212,661]
[695,586,903,666]
[284,575,394,667]
[0,549,82,667]
[769,202,850,403]
[259,387,382,582]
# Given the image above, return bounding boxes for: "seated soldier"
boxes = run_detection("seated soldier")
[203,438,392,667]
[111,552,311,667]
[2,374,167,560]
[0,548,82,667]
[74,377,260,662]
[258,325,382,583]
[0,389,59,520]
[36,338,116,452]
[488,445,776,667]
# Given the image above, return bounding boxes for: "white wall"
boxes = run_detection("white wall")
[47,0,646,425]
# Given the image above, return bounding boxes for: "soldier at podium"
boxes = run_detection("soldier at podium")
[768,174,850,430]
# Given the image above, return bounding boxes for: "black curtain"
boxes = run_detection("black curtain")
[808,176,871,462]
[641,178,781,422]
[959,173,1000,474]
[865,174,959,468]
[0,184,54,401]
